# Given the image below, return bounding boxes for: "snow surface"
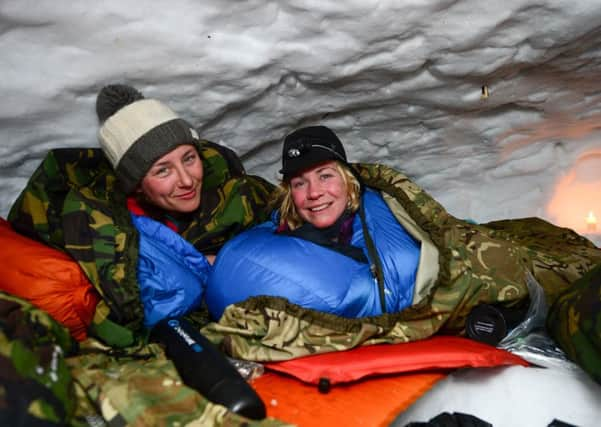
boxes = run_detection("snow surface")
[1,0,600,246]
[1,1,600,424]
[392,365,601,427]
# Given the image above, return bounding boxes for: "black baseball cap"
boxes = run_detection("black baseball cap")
[280,126,347,180]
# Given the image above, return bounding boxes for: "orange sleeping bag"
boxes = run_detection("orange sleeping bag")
[0,217,100,340]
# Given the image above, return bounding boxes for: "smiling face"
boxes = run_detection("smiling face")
[139,144,203,214]
[289,161,349,228]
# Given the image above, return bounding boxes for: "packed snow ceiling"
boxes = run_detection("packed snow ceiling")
[1,0,600,244]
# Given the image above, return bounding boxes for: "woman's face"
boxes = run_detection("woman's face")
[139,144,203,214]
[289,161,348,228]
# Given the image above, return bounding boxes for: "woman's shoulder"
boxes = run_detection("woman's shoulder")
[360,187,390,213]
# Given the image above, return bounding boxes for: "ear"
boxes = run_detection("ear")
[135,185,146,199]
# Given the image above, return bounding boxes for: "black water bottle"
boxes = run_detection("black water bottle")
[151,317,266,420]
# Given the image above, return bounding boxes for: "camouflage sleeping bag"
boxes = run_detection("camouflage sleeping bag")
[547,262,601,384]
[201,163,601,361]
[8,141,275,346]
[0,292,76,426]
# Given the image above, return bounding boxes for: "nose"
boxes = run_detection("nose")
[176,167,193,187]
[306,180,323,200]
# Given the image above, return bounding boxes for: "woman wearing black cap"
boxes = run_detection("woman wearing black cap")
[206,125,600,370]
[206,125,422,320]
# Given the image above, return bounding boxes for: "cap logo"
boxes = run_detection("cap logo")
[190,128,199,140]
[287,148,301,158]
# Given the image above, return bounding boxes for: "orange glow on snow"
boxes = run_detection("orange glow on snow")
[547,151,601,235]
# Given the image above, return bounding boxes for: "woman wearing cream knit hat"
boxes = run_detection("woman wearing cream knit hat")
[10,83,274,334]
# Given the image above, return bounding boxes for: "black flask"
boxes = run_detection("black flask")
[151,317,266,420]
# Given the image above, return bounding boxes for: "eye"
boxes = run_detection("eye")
[291,180,305,189]
[319,173,333,180]
[152,166,170,177]
[183,152,197,164]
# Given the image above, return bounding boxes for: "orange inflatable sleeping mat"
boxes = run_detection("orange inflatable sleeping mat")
[0,217,100,341]
[253,370,446,426]
[252,336,528,426]
[263,336,528,384]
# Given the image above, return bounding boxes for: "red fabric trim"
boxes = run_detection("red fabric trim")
[127,197,178,232]
[126,196,146,216]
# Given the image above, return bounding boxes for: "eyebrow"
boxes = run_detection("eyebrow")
[315,165,336,174]
[151,149,196,168]
[151,159,172,168]
[291,164,337,182]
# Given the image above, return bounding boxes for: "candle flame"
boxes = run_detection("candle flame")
[587,211,597,224]
[586,211,597,233]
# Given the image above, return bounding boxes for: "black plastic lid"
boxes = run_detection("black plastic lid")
[465,304,508,346]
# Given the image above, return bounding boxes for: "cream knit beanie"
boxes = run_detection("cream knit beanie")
[96,84,199,193]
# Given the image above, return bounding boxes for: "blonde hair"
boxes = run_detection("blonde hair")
[275,162,361,230]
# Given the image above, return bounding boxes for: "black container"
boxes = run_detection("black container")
[151,317,266,420]
[465,304,528,346]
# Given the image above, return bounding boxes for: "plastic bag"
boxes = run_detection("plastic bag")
[498,271,576,371]
[228,357,265,381]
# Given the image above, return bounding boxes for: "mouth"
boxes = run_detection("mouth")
[308,202,331,212]
[175,190,197,200]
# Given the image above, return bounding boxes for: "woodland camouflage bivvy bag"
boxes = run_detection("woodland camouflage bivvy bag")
[0,291,76,426]
[547,262,601,384]
[8,141,275,346]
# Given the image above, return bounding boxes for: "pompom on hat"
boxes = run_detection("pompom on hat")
[96,84,200,194]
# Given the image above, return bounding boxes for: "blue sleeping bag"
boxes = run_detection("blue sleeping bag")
[132,214,211,327]
[206,189,421,320]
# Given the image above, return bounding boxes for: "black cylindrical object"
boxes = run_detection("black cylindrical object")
[465,304,527,346]
[151,318,266,420]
